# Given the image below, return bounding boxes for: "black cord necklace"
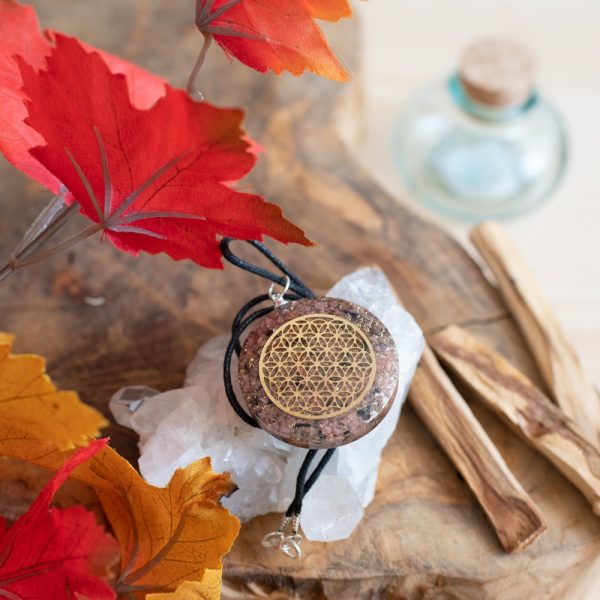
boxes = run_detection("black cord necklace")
[221,238,399,558]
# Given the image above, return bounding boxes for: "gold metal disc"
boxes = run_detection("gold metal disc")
[258,313,377,420]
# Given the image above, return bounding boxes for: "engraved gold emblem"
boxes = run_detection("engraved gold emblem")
[258,314,377,420]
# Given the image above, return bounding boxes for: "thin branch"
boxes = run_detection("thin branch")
[186,32,213,102]
[16,203,79,262]
[0,196,78,285]
[14,193,67,255]
[10,223,101,269]
[0,265,14,285]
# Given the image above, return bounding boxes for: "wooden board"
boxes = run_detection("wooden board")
[0,1,599,598]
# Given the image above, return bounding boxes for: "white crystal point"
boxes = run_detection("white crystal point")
[300,475,364,542]
[109,386,160,430]
[113,267,424,541]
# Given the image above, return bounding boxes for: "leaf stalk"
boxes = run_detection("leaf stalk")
[186,32,213,102]
[0,198,98,285]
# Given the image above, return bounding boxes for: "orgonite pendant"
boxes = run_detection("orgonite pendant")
[238,297,399,448]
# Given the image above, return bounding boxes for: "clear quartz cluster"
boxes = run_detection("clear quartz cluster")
[110,267,424,542]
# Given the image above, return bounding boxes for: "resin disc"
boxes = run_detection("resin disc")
[238,297,399,448]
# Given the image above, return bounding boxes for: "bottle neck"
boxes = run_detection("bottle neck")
[448,73,537,122]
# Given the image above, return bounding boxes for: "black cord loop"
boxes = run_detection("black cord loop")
[221,238,336,528]
[220,238,315,299]
[224,293,300,427]
[222,239,315,428]
[224,307,271,428]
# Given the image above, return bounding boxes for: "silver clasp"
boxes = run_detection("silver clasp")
[262,515,290,548]
[261,514,302,559]
[268,276,291,307]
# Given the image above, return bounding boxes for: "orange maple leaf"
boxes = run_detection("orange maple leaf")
[0,421,240,599]
[90,452,240,598]
[303,0,352,21]
[0,332,107,449]
[195,0,352,81]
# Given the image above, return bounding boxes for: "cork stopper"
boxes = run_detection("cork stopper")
[459,38,535,108]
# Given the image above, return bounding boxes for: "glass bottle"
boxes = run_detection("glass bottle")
[393,38,568,221]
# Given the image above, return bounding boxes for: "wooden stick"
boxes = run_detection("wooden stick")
[409,346,547,552]
[431,325,600,515]
[470,222,600,443]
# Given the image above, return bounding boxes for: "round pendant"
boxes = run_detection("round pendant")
[238,297,399,448]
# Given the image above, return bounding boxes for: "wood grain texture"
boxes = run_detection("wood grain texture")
[409,346,547,553]
[471,222,600,444]
[0,2,599,598]
[431,325,600,515]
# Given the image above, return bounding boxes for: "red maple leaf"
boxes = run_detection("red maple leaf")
[0,439,118,600]
[0,0,56,192]
[195,0,352,82]
[17,35,309,268]
[0,0,166,196]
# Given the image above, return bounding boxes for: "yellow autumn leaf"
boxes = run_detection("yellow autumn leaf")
[0,332,107,449]
[146,571,222,600]
[0,420,240,598]
[85,453,240,598]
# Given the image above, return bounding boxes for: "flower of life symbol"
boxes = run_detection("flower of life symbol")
[258,314,377,420]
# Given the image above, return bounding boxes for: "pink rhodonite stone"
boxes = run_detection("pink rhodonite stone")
[238,297,399,449]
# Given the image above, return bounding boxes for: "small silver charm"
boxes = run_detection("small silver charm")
[262,515,290,548]
[262,513,303,559]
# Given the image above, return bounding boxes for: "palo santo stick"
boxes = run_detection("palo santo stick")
[471,222,600,443]
[409,346,547,552]
[431,325,600,515]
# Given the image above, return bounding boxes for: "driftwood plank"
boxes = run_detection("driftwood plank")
[471,222,600,443]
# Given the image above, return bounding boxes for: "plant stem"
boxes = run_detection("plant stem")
[0,265,14,285]
[14,194,67,255]
[12,223,101,268]
[0,197,98,285]
[0,195,76,283]
[16,203,79,261]
[186,32,213,102]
